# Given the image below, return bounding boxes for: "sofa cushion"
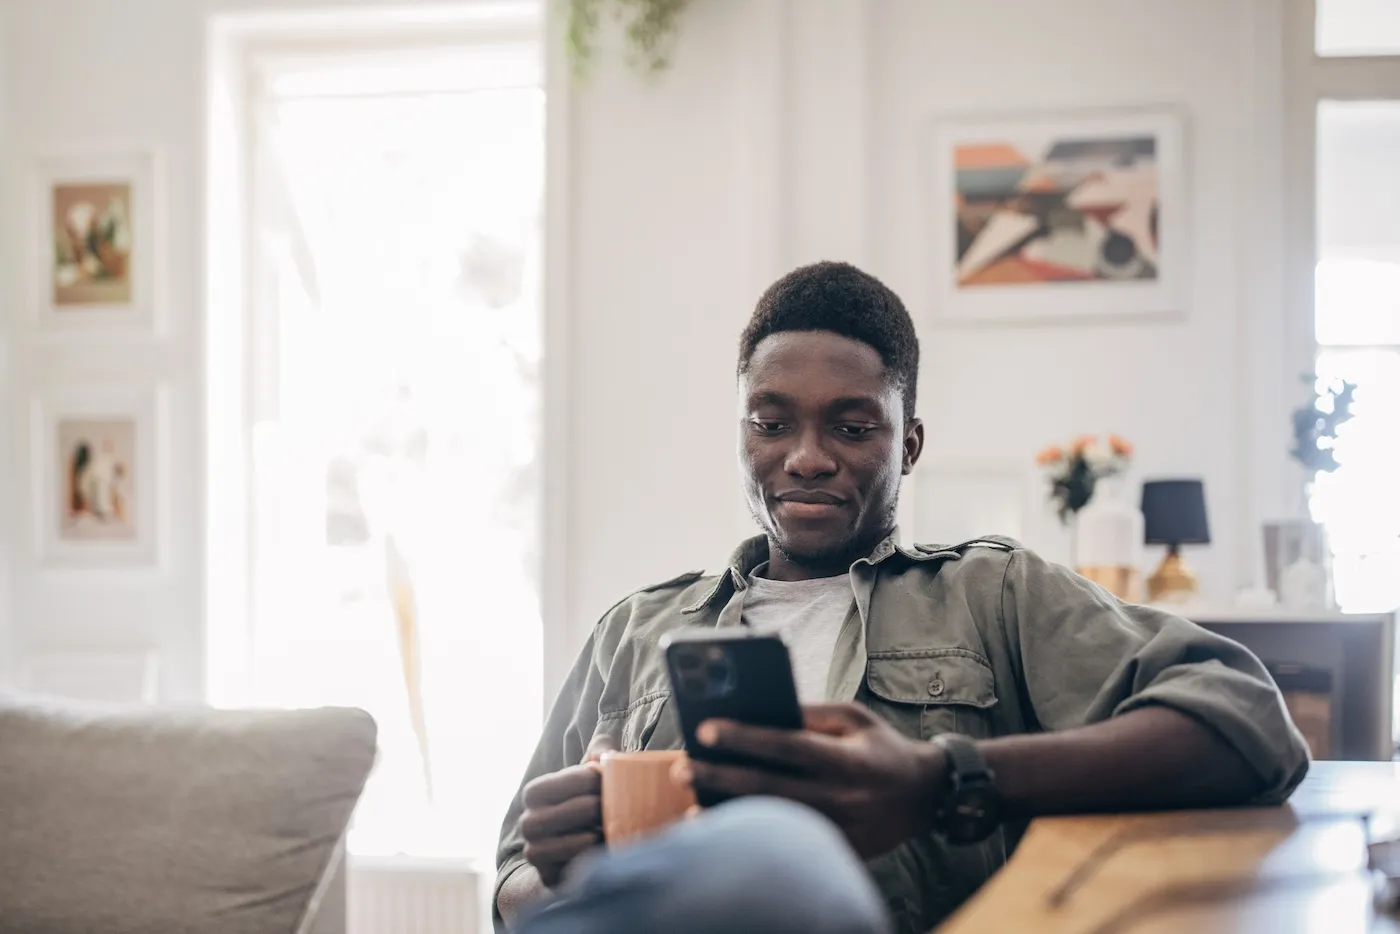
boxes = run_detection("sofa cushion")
[0,693,377,934]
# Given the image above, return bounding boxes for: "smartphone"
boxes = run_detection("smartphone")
[661,628,804,807]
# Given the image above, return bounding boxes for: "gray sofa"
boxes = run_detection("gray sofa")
[0,692,377,934]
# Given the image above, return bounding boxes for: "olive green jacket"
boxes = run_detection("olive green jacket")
[495,534,1309,934]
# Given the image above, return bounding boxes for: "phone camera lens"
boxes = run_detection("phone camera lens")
[704,658,736,698]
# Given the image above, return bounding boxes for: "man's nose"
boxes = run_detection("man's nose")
[783,427,838,478]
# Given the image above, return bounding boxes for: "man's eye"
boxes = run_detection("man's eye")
[835,425,876,438]
[750,419,788,434]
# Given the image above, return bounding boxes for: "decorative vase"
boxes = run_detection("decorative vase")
[1278,552,1331,609]
[1072,476,1145,602]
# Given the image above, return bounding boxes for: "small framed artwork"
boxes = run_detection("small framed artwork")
[33,148,161,334]
[31,385,166,568]
[929,107,1186,324]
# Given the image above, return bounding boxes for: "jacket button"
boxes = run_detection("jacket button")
[928,678,945,698]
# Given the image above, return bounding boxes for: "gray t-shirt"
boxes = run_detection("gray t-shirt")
[742,568,854,702]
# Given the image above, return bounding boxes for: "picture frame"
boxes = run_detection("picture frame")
[928,106,1187,324]
[31,147,162,335]
[30,385,167,569]
[1262,518,1331,602]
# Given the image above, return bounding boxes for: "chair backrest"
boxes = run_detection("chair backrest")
[0,692,377,934]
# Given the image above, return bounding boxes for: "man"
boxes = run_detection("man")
[496,261,1310,934]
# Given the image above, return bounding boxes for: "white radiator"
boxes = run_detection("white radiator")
[348,856,486,934]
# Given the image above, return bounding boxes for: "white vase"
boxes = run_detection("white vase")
[1073,476,1145,601]
[1279,556,1331,609]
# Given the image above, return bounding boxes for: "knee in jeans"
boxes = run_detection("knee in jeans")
[706,796,846,848]
[708,795,826,828]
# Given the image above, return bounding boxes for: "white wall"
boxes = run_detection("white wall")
[3,0,210,699]
[0,0,1305,702]
[562,0,1303,663]
[867,0,1291,587]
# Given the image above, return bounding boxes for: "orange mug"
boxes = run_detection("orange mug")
[599,750,697,847]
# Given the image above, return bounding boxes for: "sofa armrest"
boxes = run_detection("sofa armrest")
[301,842,348,934]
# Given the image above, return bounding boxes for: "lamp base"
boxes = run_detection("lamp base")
[1147,546,1198,604]
[1077,565,1142,603]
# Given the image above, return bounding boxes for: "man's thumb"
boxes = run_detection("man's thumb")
[584,732,619,763]
[803,702,869,736]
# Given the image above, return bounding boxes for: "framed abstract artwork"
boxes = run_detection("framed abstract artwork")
[32,148,162,334]
[31,385,167,568]
[929,107,1186,324]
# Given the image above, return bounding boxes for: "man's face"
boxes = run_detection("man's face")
[738,331,923,578]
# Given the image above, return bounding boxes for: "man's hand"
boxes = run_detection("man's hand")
[673,702,948,858]
[518,735,616,888]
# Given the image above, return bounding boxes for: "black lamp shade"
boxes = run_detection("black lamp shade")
[1140,479,1210,546]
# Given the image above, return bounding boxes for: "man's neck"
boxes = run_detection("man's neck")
[763,529,892,582]
[762,558,848,583]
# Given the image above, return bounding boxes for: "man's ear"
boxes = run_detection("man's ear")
[902,418,924,476]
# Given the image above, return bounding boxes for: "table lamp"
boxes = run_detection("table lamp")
[1140,479,1210,603]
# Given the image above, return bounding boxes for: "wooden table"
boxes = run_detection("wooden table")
[938,761,1399,934]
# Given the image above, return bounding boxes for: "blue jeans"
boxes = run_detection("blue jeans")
[516,798,892,934]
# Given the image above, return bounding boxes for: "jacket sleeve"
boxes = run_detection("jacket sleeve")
[492,627,607,924]
[999,547,1310,804]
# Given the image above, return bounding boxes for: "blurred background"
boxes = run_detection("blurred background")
[0,0,1396,930]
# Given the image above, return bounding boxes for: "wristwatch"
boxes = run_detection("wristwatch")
[931,733,1002,845]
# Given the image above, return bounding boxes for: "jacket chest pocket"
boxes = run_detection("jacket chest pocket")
[864,649,998,740]
[616,692,679,752]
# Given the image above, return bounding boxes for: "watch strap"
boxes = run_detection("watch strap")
[931,732,1002,844]
[934,733,992,785]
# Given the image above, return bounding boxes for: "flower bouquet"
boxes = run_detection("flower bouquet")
[1035,435,1133,524]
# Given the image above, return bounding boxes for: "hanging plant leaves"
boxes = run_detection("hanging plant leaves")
[566,0,689,79]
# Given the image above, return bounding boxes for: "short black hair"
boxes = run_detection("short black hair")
[738,261,920,418]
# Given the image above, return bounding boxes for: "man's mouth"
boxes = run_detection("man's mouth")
[774,490,847,519]
[777,491,845,505]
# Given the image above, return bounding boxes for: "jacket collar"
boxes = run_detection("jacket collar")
[681,527,938,615]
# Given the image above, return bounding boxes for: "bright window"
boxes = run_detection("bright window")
[245,43,543,859]
[1316,0,1400,57]
[1310,348,1400,612]
[1311,100,1400,614]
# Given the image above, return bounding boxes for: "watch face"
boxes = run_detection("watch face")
[947,786,1001,844]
